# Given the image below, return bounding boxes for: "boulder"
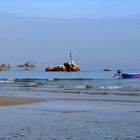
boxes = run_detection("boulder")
[64,61,80,71]
[45,61,80,72]
[46,65,67,72]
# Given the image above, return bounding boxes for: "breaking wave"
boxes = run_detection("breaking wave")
[0,78,140,95]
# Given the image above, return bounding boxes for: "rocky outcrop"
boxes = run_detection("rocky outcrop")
[45,61,80,72]
[0,64,10,71]
[17,62,36,70]
[64,61,80,71]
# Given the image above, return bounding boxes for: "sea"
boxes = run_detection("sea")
[0,68,140,96]
[0,68,140,140]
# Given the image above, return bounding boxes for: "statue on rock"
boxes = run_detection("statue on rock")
[45,52,80,72]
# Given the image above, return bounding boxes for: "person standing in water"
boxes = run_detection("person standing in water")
[113,70,122,79]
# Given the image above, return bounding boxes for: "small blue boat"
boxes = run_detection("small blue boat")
[113,70,140,79]
[122,73,140,79]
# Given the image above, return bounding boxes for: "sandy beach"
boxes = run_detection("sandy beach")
[0,89,140,140]
[0,96,46,106]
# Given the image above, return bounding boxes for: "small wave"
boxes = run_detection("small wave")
[75,85,93,90]
[97,85,140,91]
[1,78,140,93]
[4,78,91,83]
[0,78,109,83]
[48,78,55,81]
[47,78,94,81]
[28,82,38,86]
[98,86,123,90]
[0,79,14,83]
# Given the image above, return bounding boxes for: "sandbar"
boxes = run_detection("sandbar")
[0,96,46,106]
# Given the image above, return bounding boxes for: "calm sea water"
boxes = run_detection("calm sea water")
[0,69,140,140]
[1,68,140,96]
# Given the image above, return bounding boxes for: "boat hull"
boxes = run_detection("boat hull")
[122,73,140,79]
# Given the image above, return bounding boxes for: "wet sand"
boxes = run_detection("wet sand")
[0,90,140,140]
[0,96,46,106]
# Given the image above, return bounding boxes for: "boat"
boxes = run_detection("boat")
[121,73,140,79]
[103,69,111,72]
[113,70,140,79]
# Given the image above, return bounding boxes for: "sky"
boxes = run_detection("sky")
[0,0,140,19]
[0,0,140,69]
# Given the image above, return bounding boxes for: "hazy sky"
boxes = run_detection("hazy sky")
[0,0,140,69]
[0,0,140,19]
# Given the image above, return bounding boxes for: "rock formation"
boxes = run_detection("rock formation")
[45,61,80,72]
[0,64,10,71]
[17,62,36,70]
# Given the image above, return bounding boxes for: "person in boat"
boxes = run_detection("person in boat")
[113,70,122,78]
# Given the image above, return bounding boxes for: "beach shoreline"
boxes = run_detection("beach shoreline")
[0,90,140,140]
